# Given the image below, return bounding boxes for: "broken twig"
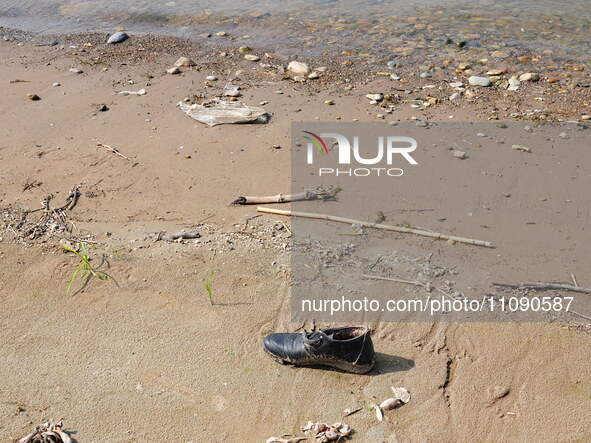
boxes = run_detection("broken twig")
[97,143,138,166]
[257,207,493,248]
[232,185,341,205]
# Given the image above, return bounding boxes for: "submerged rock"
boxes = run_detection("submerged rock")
[519,72,540,82]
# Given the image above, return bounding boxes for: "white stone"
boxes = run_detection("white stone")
[287,61,310,75]
[468,76,492,87]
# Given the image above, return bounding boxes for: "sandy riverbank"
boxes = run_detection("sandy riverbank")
[0,29,590,442]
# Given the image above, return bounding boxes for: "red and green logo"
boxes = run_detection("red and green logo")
[302,131,329,155]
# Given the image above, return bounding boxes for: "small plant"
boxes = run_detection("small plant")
[109,245,123,259]
[203,270,215,305]
[62,241,107,295]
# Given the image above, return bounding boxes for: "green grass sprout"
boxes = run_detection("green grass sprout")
[204,270,215,305]
[61,241,107,295]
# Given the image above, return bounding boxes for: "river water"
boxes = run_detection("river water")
[1,0,589,61]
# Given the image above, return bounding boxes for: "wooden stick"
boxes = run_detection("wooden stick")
[232,186,340,205]
[257,207,493,248]
[492,282,591,294]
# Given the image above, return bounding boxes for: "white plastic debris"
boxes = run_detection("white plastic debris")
[178,98,269,127]
[115,88,146,96]
[391,386,411,403]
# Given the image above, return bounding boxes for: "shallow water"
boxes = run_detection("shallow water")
[1,0,590,61]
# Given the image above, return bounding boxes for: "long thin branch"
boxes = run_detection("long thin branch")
[257,207,493,248]
[492,282,591,295]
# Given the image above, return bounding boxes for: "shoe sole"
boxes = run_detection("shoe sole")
[263,346,375,374]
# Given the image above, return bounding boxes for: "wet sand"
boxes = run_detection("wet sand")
[0,29,590,442]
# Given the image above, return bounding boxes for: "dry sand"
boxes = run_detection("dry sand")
[0,31,590,442]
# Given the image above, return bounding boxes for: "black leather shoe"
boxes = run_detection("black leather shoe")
[263,325,375,373]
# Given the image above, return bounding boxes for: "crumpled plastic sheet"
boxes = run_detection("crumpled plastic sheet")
[178,98,270,127]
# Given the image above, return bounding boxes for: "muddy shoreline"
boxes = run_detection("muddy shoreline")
[1,24,590,443]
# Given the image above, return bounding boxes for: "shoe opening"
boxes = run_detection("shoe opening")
[326,326,368,340]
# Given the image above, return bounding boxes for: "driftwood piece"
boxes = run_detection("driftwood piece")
[257,207,493,248]
[232,186,341,205]
[492,282,591,294]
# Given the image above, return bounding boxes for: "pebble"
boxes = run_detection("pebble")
[390,74,400,80]
[419,72,432,78]
[216,31,228,36]
[366,93,383,102]
[508,78,521,86]
[224,89,241,97]
[491,51,509,58]
[486,68,507,75]
[274,90,283,94]
[453,150,467,159]
[449,82,463,88]
[507,85,519,91]
[449,92,462,100]
[468,76,492,87]
[324,100,335,105]
[52,82,61,87]
[206,75,218,81]
[287,61,310,75]
[167,67,181,75]
[559,132,569,139]
[238,46,252,53]
[96,104,108,112]
[519,73,540,82]
[69,68,83,74]
[27,93,40,101]
[174,57,196,67]
[308,72,320,79]
[107,32,128,44]
[244,54,260,61]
